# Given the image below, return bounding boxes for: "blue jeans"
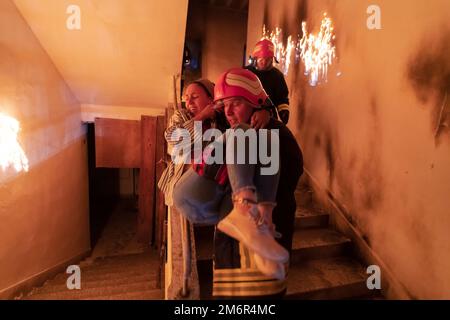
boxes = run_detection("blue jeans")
[226,123,280,205]
[173,123,280,225]
[173,168,232,225]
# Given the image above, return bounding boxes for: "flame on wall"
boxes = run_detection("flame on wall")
[261,25,295,76]
[0,113,29,172]
[261,13,337,86]
[298,13,337,86]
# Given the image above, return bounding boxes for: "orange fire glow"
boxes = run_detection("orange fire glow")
[260,13,337,86]
[0,113,29,172]
[298,13,337,86]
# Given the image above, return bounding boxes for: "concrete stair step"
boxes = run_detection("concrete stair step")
[67,253,159,273]
[25,252,162,300]
[291,228,351,262]
[80,260,158,275]
[83,289,163,300]
[26,280,159,300]
[295,189,314,207]
[50,263,159,283]
[350,292,385,300]
[34,273,158,294]
[286,257,370,299]
[295,207,329,229]
[79,252,159,269]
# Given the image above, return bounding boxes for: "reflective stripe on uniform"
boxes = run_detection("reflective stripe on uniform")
[213,243,287,297]
[212,280,286,297]
[277,104,289,112]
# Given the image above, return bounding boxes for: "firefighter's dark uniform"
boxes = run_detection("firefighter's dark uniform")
[212,118,303,298]
[246,65,290,125]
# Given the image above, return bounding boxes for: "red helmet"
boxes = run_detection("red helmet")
[214,68,269,107]
[252,39,275,59]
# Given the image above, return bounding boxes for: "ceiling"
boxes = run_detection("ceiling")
[13,0,189,110]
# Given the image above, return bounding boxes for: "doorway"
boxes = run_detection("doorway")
[86,123,144,257]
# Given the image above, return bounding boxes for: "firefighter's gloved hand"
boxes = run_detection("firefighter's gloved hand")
[279,110,290,125]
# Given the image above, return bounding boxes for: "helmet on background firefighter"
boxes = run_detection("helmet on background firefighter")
[214,68,271,108]
[252,39,275,59]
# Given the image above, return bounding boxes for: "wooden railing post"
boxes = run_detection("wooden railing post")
[138,116,157,245]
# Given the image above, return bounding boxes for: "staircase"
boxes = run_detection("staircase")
[195,182,383,300]
[21,183,381,300]
[22,252,163,300]
[284,184,381,299]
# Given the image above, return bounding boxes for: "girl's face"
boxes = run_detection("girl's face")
[184,84,212,115]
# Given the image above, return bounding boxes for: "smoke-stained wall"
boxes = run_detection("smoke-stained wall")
[248,0,450,298]
[185,0,248,85]
[0,0,89,297]
[202,6,248,83]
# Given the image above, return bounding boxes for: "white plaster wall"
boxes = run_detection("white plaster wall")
[0,0,89,294]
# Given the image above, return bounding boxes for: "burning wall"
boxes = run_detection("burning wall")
[247,0,450,298]
[0,0,89,297]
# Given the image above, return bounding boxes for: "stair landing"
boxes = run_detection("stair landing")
[24,252,163,300]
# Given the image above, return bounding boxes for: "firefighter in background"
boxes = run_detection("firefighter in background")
[246,39,290,125]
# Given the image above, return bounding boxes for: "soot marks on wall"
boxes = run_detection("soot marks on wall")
[262,1,270,29]
[324,131,335,190]
[334,93,383,222]
[313,133,321,147]
[289,0,308,130]
[290,0,309,86]
[295,0,308,25]
[304,100,336,191]
[291,77,307,129]
[407,32,450,104]
[359,165,383,212]
[295,94,307,129]
[369,95,377,117]
[348,152,357,171]
[338,151,357,206]
[368,94,381,135]
[291,61,306,94]
[288,1,309,134]
[279,18,290,44]
[359,94,383,213]
[434,96,450,145]
[309,126,336,191]
[407,31,450,144]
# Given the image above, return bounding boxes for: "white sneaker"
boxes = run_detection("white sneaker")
[253,252,287,280]
[217,197,289,263]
